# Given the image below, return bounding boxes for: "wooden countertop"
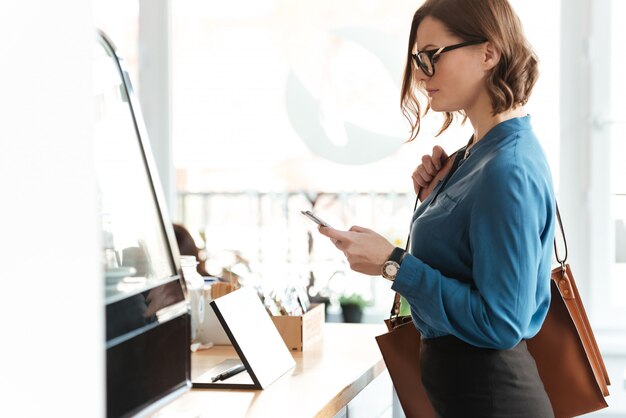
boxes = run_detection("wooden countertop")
[151,323,387,418]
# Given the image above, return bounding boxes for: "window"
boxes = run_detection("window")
[589,0,626,331]
[609,0,626,312]
[170,0,561,317]
[171,0,433,311]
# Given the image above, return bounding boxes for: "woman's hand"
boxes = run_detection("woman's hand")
[318,225,395,276]
[412,145,453,201]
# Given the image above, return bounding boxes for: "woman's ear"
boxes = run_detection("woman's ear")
[482,41,501,71]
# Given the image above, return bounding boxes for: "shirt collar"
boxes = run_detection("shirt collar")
[469,115,532,156]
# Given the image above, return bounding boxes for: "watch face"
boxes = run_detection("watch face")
[383,261,400,279]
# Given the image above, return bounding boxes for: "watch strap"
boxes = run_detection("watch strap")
[388,247,406,265]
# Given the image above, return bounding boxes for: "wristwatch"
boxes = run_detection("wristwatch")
[382,247,406,281]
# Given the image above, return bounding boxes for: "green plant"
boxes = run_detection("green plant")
[338,293,371,309]
[399,295,411,316]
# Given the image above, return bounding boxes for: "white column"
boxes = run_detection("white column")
[559,0,592,299]
[139,0,176,219]
[587,0,614,326]
[0,1,103,416]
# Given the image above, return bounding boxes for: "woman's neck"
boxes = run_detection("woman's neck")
[466,106,526,149]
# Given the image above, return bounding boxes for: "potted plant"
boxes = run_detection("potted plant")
[338,293,370,323]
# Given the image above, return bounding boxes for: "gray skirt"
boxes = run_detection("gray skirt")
[420,335,554,418]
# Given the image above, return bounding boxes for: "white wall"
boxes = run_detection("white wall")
[0,1,103,416]
[139,0,176,219]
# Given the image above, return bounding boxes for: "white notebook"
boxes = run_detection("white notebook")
[192,286,295,389]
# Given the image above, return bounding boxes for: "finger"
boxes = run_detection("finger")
[349,225,369,233]
[431,145,448,170]
[318,225,346,241]
[413,180,422,195]
[412,172,427,191]
[421,155,437,176]
[413,164,435,195]
[413,165,433,185]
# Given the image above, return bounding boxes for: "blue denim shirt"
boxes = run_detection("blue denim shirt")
[392,116,555,349]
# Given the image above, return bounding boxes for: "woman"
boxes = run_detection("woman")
[319,0,556,416]
[173,223,210,276]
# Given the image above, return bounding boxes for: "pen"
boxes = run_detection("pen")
[210,363,246,382]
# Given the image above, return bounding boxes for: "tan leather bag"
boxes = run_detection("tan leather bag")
[526,207,610,417]
[376,165,610,417]
[376,315,435,418]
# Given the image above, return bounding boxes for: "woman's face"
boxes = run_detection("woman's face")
[414,16,488,114]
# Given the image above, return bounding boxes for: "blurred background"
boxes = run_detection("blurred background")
[93,0,565,322]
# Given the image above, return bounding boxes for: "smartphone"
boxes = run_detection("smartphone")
[300,210,332,228]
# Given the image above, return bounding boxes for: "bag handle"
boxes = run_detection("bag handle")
[388,148,464,326]
[553,203,567,270]
[388,197,419,326]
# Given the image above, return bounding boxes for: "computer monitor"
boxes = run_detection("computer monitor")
[94,30,191,418]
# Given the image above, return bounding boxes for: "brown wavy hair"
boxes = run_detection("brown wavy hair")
[401,0,539,140]
[173,223,209,276]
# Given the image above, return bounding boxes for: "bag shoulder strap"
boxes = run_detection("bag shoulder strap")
[388,147,465,323]
[554,202,567,268]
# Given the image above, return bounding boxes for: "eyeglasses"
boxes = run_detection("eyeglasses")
[412,39,487,77]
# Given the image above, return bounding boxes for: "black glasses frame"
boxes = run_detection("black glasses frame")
[412,39,487,77]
